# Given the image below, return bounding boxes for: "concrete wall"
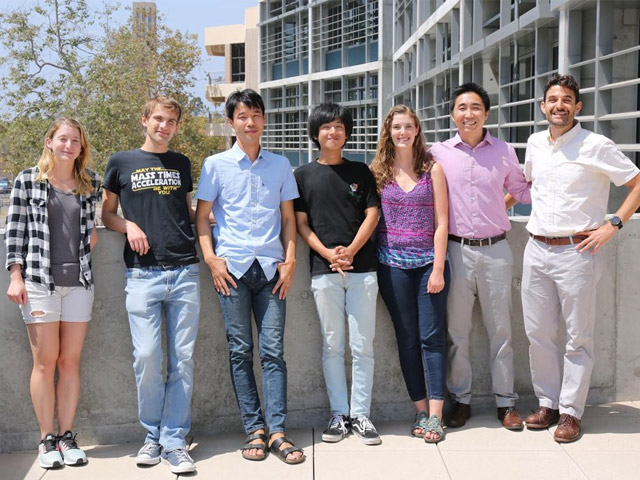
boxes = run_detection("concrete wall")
[2,218,640,453]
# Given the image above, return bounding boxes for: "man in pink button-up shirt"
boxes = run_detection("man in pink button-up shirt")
[430,83,531,431]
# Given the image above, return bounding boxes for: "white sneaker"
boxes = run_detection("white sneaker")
[38,433,63,469]
[135,442,162,465]
[162,448,196,474]
[57,431,88,465]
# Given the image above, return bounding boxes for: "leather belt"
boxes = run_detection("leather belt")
[530,234,588,246]
[448,233,506,247]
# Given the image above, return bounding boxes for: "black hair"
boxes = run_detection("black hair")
[543,73,581,103]
[226,89,265,119]
[450,83,491,111]
[307,103,353,150]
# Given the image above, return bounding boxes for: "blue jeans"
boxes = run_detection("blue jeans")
[125,263,201,451]
[378,262,449,401]
[218,260,287,434]
[310,272,378,418]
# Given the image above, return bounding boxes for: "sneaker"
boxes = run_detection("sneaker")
[38,433,63,469]
[162,447,196,474]
[57,431,88,465]
[351,416,382,445]
[135,442,162,465]
[322,415,351,442]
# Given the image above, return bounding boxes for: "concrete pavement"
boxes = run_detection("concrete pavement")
[3,401,640,480]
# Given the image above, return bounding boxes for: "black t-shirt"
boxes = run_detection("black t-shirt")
[103,149,198,268]
[294,158,380,276]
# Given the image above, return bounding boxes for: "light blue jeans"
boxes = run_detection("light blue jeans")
[125,263,200,450]
[310,272,378,418]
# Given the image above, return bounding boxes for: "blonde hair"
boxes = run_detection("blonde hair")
[370,105,433,193]
[36,117,94,196]
[143,96,183,123]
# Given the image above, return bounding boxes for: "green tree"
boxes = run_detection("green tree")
[0,0,221,177]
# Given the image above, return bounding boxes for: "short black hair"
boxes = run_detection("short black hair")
[543,73,581,103]
[226,89,265,119]
[450,83,491,111]
[308,103,353,150]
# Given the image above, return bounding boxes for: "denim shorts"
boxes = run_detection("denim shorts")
[20,280,94,324]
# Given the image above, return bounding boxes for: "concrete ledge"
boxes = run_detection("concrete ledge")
[1,217,639,453]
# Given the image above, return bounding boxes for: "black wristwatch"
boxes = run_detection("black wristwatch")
[610,215,623,230]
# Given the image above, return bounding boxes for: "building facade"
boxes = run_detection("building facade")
[258,0,394,166]
[204,7,260,149]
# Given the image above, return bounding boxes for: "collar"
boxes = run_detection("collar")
[546,122,581,147]
[230,142,266,164]
[452,128,493,149]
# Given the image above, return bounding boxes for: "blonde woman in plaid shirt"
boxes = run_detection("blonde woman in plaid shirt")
[5,118,101,469]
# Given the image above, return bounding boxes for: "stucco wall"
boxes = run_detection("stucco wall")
[1,217,639,453]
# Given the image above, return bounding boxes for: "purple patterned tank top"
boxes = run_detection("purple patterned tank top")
[376,172,435,268]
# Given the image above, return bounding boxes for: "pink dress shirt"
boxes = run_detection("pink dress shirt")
[430,130,531,239]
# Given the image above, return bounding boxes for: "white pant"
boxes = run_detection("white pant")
[522,238,603,419]
[446,240,518,407]
[310,272,378,418]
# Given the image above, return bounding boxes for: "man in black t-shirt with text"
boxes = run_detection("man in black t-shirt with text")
[294,103,381,446]
[102,96,199,474]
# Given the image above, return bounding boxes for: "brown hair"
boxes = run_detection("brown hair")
[370,105,433,193]
[36,117,94,196]
[543,74,581,103]
[142,96,183,123]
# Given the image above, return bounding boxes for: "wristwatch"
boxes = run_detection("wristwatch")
[610,215,623,230]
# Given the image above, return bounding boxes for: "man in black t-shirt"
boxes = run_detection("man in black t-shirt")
[294,103,381,445]
[102,97,199,474]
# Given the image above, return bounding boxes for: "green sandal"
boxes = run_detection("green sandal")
[424,414,445,444]
[411,411,429,438]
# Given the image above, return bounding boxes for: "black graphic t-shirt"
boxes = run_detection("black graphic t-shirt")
[103,149,198,268]
[294,158,380,276]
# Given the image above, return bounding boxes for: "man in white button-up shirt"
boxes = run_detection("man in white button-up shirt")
[522,74,640,443]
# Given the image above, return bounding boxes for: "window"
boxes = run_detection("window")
[231,43,245,82]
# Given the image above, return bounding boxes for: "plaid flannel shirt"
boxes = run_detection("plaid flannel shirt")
[4,166,101,292]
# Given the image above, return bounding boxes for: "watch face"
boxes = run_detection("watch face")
[611,216,623,229]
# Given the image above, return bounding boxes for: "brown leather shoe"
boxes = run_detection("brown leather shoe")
[525,407,560,429]
[446,402,471,428]
[554,414,581,443]
[497,407,524,430]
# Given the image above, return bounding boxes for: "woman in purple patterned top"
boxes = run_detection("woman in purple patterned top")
[371,105,449,443]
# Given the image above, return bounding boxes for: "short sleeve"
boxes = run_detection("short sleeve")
[293,167,308,213]
[102,156,121,194]
[362,165,380,209]
[596,140,640,187]
[524,141,533,182]
[195,156,219,202]
[280,162,299,202]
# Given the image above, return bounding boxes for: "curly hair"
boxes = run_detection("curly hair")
[370,105,433,193]
[543,73,581,103]
[36,117,94,196]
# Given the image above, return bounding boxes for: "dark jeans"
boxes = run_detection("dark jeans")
[218,260,287,434]
[378,262,449,401]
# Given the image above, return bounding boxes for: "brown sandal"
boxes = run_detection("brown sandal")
[269,436,305,465]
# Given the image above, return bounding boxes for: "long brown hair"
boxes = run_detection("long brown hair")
[370,105,433,193]
[36,117,94,195]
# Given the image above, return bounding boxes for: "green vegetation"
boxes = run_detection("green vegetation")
[0,0,220,178]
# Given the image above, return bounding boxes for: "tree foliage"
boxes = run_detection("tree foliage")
[0,0,220,178]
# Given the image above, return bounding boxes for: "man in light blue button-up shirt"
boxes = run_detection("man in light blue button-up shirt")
[194,89,304,465]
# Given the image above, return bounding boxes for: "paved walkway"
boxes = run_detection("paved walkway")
[3,402,640,480]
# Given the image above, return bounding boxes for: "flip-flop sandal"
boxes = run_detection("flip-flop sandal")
[269,436,305,465]
[411,411,429,438]
[241,432,268,461]
[424,414,445,444]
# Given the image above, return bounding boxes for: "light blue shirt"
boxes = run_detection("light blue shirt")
[195,143,299,280]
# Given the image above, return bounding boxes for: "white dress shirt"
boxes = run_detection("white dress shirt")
[525,122,639,236]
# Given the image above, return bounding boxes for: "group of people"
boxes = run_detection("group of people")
[5,74,640,473]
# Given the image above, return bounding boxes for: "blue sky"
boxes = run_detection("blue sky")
[0,0,260,101]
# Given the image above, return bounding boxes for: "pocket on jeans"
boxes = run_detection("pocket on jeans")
[125,268,151,279]
[185,263,201,276]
